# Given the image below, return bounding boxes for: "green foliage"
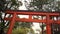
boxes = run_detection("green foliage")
[57,1,60,11]
[12,27,34,34]
[12,22,34,34]
[0,0,6,10]
[0,0,22,34]
[10,0,22,10]
[12,28,28,34]
[30,0,48,6]
[14,22,20,28]
[28,0,49,11]
[0,0,22,10]
[14,22,32,29]
[20,22,32,28]
[26,0,60,11]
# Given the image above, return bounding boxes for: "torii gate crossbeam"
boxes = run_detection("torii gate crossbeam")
[4,10,60,34]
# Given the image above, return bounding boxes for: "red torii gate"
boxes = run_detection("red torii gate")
[4,10,60,34]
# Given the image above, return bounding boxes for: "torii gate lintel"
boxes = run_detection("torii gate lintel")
[4,10,60,34]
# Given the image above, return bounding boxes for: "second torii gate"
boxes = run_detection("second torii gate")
[5,10,60,34]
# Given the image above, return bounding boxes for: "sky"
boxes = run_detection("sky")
[19,0,28,10]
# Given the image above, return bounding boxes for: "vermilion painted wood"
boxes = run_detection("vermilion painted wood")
[6,13,16,34]
[4,10,60,34]
[6,10,59,16]
[5,18,60,23]
[46,15,51,34]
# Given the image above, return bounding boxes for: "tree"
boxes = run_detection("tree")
[20,22,32,28]
[0,0,22,34]
[25,0,49,11]
[42,0,59,11]
[25,0,60,11]
[14,22,32,28]
[12,27,34,34]
[12,28,28,34]
[13,22,34,34]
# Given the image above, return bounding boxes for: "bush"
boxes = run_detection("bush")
[12,27,29,34]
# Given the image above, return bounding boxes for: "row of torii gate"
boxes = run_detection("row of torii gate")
[5,10,60,34]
